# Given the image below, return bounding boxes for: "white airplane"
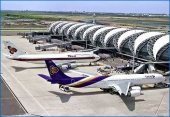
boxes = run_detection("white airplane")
[3,41,100,65]
[38,60,168,97]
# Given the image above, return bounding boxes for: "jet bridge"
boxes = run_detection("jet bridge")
[26,32,51,39]
[71,40,94,49]
[29,34,67,44]
[35,42,72,51]
[29,35,51,44]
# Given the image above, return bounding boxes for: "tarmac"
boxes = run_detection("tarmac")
[1,36,169,116]
[0,78,26,115]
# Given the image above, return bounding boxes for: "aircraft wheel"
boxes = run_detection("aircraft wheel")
[100,88,109,92]
[154,84,158,88]
[163,83,169,88]
[64,87,70,92]
[154,83,164,88]
[109,89,115,95]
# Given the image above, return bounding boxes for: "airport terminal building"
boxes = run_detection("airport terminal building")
[48,21,169,62]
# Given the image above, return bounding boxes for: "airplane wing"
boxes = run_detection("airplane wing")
[109,82,131,96]
[69,70,95,77]
[55,61,76,66]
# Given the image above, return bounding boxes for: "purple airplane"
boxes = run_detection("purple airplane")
[38,60,108,92]
[38,60,165,97]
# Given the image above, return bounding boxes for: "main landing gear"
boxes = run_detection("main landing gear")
[154,83,169,88]
[59,85,70,92]
[100,88,118,95]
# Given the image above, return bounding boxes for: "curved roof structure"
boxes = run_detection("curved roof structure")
[66,23,85,38]
[104,28,128,47]
[134,32,164,55]
[117,30,145,50]
[54,22,68,34]
[92,27,115,45]
[63,23,78,36]
[82,25,103,41]
[153,35,169,60]
[74,24,94,40]
[48,21,169,61]
[59,22,76,34]
[48,21,62,33]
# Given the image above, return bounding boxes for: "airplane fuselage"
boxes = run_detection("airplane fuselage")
[66,73,164,88]
[8,52,100,64]
[39,60,166,97]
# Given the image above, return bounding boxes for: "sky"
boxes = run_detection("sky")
[1,1,169,14]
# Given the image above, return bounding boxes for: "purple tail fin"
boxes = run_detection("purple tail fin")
[45,60,71,83]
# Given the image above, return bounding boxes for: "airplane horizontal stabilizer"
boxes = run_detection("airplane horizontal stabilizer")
[38,74,52,81]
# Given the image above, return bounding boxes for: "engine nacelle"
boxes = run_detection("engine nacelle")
[69,64,77,69]
[61,65,69,71]
[128,86,141,97]
[131,86,141,90]
[60,64,77,71]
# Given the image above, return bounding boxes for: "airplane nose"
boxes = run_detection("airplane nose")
[163,76,167,82]
[159,74,165,82]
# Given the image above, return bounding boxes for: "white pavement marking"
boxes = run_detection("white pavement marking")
[2,63,50,116]
[155,91,167,116]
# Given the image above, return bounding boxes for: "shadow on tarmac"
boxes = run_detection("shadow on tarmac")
[119,95,145,111]
[12,66,45,72]
[49,90,145,111]
[49,90,106,103]
[11,66,75,72]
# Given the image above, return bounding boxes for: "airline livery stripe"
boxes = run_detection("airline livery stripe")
[13,57,95,61]
[69,76,108,87]
[68,76,99,87]
[74,76,107,87]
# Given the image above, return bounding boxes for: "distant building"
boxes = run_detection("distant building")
[48,21,169,61]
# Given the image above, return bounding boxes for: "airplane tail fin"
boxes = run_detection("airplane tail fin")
[3,41,26,57]
[40,60,72,84]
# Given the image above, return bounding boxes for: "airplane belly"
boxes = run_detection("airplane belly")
[74,59,95,63]
[53,60,71,63]
[54,58,94,63]
[27,61,44,64]
[84,81,109,88]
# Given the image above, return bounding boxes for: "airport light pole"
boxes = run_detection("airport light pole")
[92,13,96,24]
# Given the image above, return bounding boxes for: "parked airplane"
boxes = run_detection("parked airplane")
[38,60,167,97]
[3,41,100,65]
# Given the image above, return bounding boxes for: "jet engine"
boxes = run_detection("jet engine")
[60,64,77,71]
[68,64,77,69]
[128,86,141,97]
[61,65,69,71]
